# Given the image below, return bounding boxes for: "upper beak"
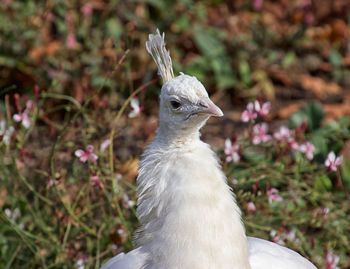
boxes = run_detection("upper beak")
[196,97,224,117]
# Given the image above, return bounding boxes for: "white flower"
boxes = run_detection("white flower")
[324,152,343,172]
[128,98,141,118]
[0,120,15,145]
[224,138,240,163]
[99,139,111,153]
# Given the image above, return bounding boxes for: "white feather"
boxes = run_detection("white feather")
[101,31,317,269]
[146,29,174,83]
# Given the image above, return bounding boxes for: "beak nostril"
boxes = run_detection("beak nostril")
[199,101,209,108]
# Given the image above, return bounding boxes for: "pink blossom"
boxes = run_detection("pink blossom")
[231,179,238,185]
[290,140,300,151]
[252,123,271,144]
[66,31,77,49]
[2,0,13,6]
[81,3,93,17]
[76,255,88,269]
[75,145,98,163]
[117,226,126,235]
[100,139,111,153]
[90,175,104,190]
[128,98,141,118]
[286,229,296,242]
[26,100,34,111]
[267,188,283,203]
[254,100,270,117]
[224,138,240,163]
[324,152,343,172]
[270,230,285,245]
[13,100,34,129]
[13,112,30,128]
[241,102,257,122]
[15,159,24,169]
[325,249,340,269]
[253,0,264,10]
[122,194,135,208]
[0,120,14,145]
[47,178,56,187]
[273,126,292,141]
[247,202,256,212]
[299,141,315,160]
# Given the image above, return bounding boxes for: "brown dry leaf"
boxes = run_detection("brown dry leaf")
[301,75,341,99]
[0,187,7,208]
[61,195,70,204]
[277,102,304,119]
[340,140,350,159]
[342,57,350,67]
[324,104,350,120]
[120,158,139,179]
[29,41,61,63]
[268,70,292,86]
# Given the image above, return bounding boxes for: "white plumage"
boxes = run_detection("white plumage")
[101,30,317,269]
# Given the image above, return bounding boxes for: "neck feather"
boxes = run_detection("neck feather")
[135,129,251,269]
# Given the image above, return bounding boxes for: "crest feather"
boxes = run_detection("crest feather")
[146,29,174,84]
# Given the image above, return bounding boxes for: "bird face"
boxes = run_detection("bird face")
[158,74,223,132]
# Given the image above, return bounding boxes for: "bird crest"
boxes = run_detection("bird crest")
[146,29,175,84]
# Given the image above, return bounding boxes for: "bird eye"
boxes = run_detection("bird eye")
[170,100,181,109]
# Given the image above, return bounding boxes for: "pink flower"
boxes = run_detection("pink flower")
[241,102,257,122]
[13,112,30,128]
[90,175,104,190]
[0,120,14,145]
[128,98,141,118]
[254,100,270,117]
[267,188,283,203]
[290,140,300,151]
[66,31,77,49]
[13,100,34,129]
[224,138,240,163]
[75,145,98,163]
[299,141,315,160]
[270,230,285,245]
[253,0,264,10]
[286,229,296,242]
[100,139,111,153]
[324,152,343,172]
[231,178,238,185]
[122,194,135,208]
[325,249,340,269]
[81,3,93,17]
[247,202,256,212]
[273,126,292,141]
[252,123,271,144]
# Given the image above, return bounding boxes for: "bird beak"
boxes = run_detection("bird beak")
[197,97,224,117]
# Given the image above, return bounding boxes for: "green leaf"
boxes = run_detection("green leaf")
[105,19,122,40]
[305,102,324,130]
[314,175,332,192]
[239,60,251,87]
[309,135,328,156]
[289,111,308,129]
[329,50,342,67]
[282,51,296,68]
[341,157,350,189]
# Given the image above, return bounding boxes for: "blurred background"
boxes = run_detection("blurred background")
[1,0,350,268]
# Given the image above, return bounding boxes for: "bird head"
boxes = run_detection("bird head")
[146,30,223,136]
[159,73,223,132]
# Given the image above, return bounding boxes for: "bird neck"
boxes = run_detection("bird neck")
[156,122,201,146]
[136,134,251,269]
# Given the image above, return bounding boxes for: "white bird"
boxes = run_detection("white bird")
[101,30,317,269]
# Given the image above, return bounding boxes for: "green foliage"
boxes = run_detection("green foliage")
[1,0,350,268]
[289,102,324,131]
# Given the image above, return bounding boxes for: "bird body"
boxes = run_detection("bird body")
[101,31,317,269]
